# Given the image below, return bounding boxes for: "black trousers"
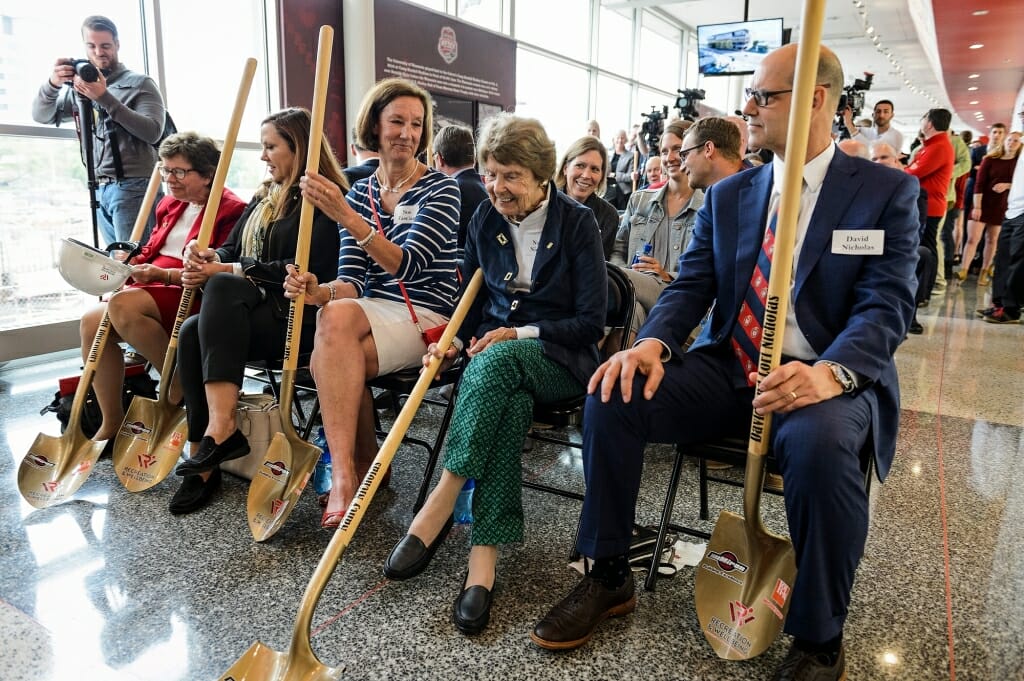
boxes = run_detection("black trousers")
[921,215,941,297]
[915,245,937,305]
[993,212,1024,313]
[178,273,312,441]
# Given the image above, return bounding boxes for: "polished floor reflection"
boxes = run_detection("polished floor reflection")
[2,280,1022,681]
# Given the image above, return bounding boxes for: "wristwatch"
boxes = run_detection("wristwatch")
[820,361,855,393]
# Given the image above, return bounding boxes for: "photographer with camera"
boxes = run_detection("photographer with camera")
[841,98,904,154]
[32,15,166,246]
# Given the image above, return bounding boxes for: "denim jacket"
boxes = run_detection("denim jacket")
[611,184,704,276]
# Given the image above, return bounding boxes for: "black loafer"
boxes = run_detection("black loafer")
[169,468,222,515]
[453,581,492,635]
[174,430,249,476]
[383,515,454,580]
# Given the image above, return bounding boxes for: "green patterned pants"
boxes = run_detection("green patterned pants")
[443,339,582,545]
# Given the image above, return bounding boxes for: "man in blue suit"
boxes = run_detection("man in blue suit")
[532,44,919,681]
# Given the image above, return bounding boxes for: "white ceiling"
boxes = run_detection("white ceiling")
[607,0,966,138]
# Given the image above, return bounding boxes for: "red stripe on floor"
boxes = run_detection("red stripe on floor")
[936,300,957,680]
[311,578,390,637]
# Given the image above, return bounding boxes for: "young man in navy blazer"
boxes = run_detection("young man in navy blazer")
[532,43,919,681]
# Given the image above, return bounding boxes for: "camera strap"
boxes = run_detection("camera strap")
[104,110,126,181]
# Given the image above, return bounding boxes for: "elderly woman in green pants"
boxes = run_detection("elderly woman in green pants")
[382,113,608,635]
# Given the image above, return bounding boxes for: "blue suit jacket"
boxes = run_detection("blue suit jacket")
[455,169,488,248]
[642,151,919,479]
[461,186,608,386]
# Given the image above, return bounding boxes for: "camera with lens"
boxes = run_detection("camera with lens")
[66,58,100,84]
[834,72,873,140]
[641,106,668,149]
[675,88,706,121]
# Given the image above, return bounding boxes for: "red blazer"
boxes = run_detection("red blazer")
[132,187,247,264]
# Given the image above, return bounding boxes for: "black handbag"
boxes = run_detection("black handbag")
[40,363,157,438]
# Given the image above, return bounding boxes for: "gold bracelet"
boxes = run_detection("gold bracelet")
[165,269,172,285]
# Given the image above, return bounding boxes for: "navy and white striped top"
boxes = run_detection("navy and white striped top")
[339,168,460,316]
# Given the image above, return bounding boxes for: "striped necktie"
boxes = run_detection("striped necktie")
[730,207,778,386]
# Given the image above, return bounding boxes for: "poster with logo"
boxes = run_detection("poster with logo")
[373,0,516,111]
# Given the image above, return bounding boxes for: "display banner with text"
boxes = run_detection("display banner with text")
[374,0,516,110]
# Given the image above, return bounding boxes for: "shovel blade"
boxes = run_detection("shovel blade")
[219,641,342,681]
[694,510,797,660]
[246,433,321,542]
[18,431,104,508]
[112,396,188,492]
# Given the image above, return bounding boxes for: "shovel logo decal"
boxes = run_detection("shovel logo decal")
[708,550,749,573]
[124,421,152,436]
[42,481,59,493]
[137,453,157,469]
[170,432,184,447]
[772,578,790,607]
[26,453,55,469]
[707,616,752,655]
[700,550,748,586]
[259,460,290,485]
[729,600,756,627]
[74,460,93,474]
[271,498,285,516]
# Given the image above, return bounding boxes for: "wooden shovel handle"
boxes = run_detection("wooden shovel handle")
[158,58,257,391]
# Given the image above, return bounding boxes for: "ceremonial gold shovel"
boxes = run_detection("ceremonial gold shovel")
[694,0,826,660]
[112,58,257,491]
[246,26,333,542]
[17,164,160,507]
[223,270,482,680]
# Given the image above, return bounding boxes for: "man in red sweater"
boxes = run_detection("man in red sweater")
[906,109,954,301]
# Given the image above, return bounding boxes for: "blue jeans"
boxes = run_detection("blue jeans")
[96,177,162,246]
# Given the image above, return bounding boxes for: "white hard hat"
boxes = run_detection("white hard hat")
[57,238,133,296]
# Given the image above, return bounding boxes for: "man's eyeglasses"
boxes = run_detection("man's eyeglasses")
[158,166,198,180]
[744,88,793,107]
[744,84,830,107]
[678,141,708,161]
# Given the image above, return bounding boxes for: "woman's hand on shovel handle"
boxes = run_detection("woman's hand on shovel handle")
[422,341,458,379]
[283,263,324,304]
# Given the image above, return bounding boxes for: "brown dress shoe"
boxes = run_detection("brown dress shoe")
[772,643,846,681]
[530,575,636,650]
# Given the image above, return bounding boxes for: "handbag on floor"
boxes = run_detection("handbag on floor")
[40,362,157,439]
[219,393,283,480]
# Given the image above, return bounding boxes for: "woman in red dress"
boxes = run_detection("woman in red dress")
[959,131,1021,285]
[77,132,246,446]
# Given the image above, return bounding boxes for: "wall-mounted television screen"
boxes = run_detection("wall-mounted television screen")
[697,18,784,76]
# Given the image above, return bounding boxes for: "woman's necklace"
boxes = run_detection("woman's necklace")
[375,163,419,194]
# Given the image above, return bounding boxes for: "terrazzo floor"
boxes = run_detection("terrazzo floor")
[1,278,1022,680]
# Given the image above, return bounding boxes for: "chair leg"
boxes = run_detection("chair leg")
[300,397,320,440]
[645,446,687,591]
[413,383,459,512]
[698,457,710,520]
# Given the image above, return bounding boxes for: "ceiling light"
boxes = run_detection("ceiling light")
[968,86,979,91]
[969,44,984,49]
[972,10,989,16]
[969,100,979,105]
[968,74,980,79]
[866,26,875,35]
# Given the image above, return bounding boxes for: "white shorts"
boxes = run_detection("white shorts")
[352,297,449,375]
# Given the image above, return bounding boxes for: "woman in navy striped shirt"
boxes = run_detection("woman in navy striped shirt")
[285,78,459,527]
